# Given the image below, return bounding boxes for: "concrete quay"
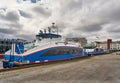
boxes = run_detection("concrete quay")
[0,53,120,83]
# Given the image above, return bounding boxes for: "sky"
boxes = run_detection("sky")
[0,0,120,42]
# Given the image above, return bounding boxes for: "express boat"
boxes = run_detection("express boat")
[2,23,88,68]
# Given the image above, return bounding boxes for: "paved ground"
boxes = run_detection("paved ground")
[0,53,120,83]
[0,59,3,69]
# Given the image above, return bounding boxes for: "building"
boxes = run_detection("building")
[66,37,87,47]
[96,39,120,50]
[0,39,27,53]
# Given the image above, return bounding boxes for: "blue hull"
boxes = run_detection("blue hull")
[3,46,88,68]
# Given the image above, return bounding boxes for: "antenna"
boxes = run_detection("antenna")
[51,22,58,35]
[52,22,55,26]
[48,27,51,33]
[39,30,43,34]
[44,29,46,34]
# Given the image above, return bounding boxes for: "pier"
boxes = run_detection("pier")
[0,53,120,83]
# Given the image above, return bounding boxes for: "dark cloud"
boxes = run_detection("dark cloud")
[64,0,83,11]
[57,22,67,30]
[15,34,35,41]
[0,27,33,41]
[108,10,120,22]
[0,10,20,22]
[18,10,32,18]
[0,28,18,34]
[59,0,83,16]
[75,23,103,32]
[32,6,51,17]
[108,27,120,33]
[93,0,120,23]
[0,29,34,41]
[1,0,120,41]
[0,22,23,29]
[7,23,23,28]
[110,33,120,40]
[83,24,102,32]
[0,22,23,36]
[0,8,7,12]
[17,0,41,3]
[101,7,120,22]
[64,32,83,38]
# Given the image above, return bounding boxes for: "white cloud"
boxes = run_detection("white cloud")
[0,0,120,42]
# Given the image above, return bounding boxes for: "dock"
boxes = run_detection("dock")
[0,53,120,83]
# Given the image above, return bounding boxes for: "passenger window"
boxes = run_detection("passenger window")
[41,47,83,56]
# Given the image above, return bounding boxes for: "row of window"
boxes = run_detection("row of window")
[42,48,83,56]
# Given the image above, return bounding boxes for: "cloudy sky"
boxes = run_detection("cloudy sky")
[0,0,120,42]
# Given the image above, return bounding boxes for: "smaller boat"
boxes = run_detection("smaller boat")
[86,48,108,56]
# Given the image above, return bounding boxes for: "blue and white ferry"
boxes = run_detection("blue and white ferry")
[2,23,89,68]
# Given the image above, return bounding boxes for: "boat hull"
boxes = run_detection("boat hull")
[2,46,87,68]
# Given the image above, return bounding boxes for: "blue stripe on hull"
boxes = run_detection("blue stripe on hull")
[23,53,85,63]
[4,46,86,63]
